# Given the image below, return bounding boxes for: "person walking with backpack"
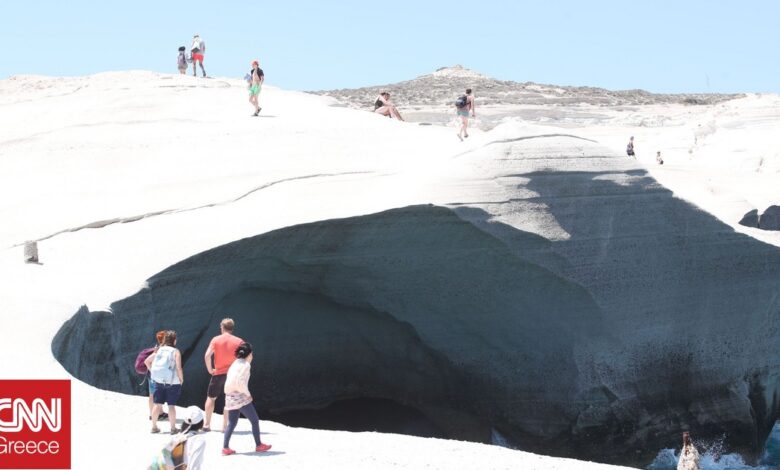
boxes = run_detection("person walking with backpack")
[145,330,184,434]
[139,330,169,423]
[221,342,272,455]
[203,318,243,432]
[190,34,207,77]
[456,88,475,141]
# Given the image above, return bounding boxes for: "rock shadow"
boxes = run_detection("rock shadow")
[492,168,780,464]
[52,204,607,452]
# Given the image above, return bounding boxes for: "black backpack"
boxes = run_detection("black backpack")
[455,95,468,108]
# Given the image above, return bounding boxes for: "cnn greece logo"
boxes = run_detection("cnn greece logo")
[0,380,70,469]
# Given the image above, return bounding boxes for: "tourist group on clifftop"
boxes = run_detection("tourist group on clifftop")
[138,318,271,468]
[176,33,266,117]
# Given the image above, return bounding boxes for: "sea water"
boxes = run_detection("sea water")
[647,422,780,470]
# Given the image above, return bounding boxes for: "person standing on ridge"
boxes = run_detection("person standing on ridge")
[456,88,475,141]
[221,342,272,456]
[203,318,243,432]
[177,46,188,75]
[190,34,207,77]
[248,60,264,116]
[677,431,700,470]
[627,136,636,157]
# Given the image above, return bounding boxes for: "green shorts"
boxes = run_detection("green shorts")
[249,84,261,96]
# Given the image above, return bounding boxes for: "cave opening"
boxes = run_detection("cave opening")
[261,397,447,439]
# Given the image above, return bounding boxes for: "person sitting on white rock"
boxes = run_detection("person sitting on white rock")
[374,92,404,120]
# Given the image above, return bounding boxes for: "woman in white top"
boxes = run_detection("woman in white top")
[144,330,184,434]
[221,342,272,455]
[677,431,701,470]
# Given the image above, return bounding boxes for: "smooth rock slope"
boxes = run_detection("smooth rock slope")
[2,70,779,468]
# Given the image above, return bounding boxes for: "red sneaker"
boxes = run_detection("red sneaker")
[256,443,272,452]
[222,448,236,456]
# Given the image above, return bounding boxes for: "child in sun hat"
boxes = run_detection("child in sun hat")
[149,406,206,470]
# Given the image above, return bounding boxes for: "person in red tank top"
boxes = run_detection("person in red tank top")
[203,318,243,431]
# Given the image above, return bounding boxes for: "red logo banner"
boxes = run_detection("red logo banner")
[0,380,70,469]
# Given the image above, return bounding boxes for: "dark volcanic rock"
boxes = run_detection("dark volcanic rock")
[739,209,759,228]
[53,205,608,449]
[52,136,780,467]
[759,206,780,230]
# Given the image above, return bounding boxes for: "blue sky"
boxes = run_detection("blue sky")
[2,0,777,93]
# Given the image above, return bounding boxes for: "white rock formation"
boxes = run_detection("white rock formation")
[1,69,778,468]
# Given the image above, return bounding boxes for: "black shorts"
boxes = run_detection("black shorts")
[207,374,227,398]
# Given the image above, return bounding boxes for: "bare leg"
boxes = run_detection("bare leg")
[204,396,216,428]
[390,106,404,121]
[192,60,197,76]
[223,412,228,431]
[199,61,207,77]
[148,394,154,417]
[151,403,161,430]
[375,106,391,117]
[168,405,177,431]
[460,116,468,137]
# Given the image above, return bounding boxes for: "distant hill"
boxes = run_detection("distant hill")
[310,65,742,110]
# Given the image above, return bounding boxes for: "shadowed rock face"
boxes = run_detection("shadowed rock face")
[454,166,780,464]
[740,209,760,228]
[52,145,780,467]
[760,206,780,230]
[739,206,780,231]
[53,205,608,449]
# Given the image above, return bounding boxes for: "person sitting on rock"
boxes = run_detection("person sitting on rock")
[677,431,700,470]
[374,92,404,120]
